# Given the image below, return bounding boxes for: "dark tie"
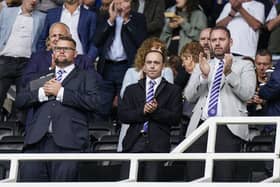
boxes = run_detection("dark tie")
[208,60,224,117]
[142,80,156,133]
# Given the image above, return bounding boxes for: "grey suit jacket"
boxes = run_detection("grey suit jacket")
[0,6,46,53]
[184,56,256,140]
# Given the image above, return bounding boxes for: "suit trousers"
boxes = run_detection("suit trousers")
[184,123,243,182]
[124,134,163,182]
[18,133,80,182]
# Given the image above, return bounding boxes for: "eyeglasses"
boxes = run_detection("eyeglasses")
[53,46,75,52]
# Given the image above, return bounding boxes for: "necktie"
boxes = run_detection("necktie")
[56,69,66,82]
[142,80,156,133]
[208,60,224,117]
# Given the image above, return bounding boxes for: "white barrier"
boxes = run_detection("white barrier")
[0,117,279,186]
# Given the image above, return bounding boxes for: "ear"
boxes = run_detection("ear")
[73,50,78,58]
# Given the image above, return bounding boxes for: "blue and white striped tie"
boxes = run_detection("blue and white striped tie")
[142,80,156,133]
[56,69,66,82]
[208,60,224,117]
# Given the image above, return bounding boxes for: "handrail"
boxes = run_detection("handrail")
[0,117,279,183]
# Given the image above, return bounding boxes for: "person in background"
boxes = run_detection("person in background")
[216,0,265,57]
[131,0,165,37]
[117,37,174,152]
[37,0,98,60]
[199,27,212,56]
[0,0,46,121]
[160,0,207,56]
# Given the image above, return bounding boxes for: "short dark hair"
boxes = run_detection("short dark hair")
[210,26,231,39]
[256,49,272,61]
[58,36,76,48]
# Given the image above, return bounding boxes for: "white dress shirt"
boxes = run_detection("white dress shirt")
[145,76,162,97]
[38,64,75,102]
[60,5,84,55]
[107,15,127,61]
[0,8,33,57]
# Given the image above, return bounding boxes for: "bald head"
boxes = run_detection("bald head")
[48,22,71,50]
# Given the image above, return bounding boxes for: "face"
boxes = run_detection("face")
[210,29,232,59]
[144,51,164,79]
[176,0,187,8]
[199,28,211,53]
[255,55,272,79]
[64,0,78,5]
[83,0,95,6]
[181,53,195,73]
[49,24,70,50]
[53,40,77,68]
[22,0,37,12]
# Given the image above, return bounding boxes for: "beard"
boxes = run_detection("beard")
[55,58,72,67]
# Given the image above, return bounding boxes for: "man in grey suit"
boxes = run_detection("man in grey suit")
[184,26,256,181]
[0,0,46,120]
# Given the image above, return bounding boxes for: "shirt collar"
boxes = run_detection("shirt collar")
[62,4,81,15]
[55,63,75,74]
[146,76,162,87]
[18,7,33,16]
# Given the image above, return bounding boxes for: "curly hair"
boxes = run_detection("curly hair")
[134,37,167,71]
[180,41,204,64]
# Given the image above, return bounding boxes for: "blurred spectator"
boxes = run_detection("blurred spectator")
[37,0,98,60]
[199,27,211,56]
[247,50,272,117]
[165,0,175,9]
[16,36,100,182]
[0,0,46,121]
[265,2,280,61]
[184,26,256,181]
[131,0,165,37]
[35,0,63,13]
[94,0,147,117]
[216,0,265,57]
[118,49,182,180]
[0,0,22,11]
[117,37,174,152]
[160,0,207,56]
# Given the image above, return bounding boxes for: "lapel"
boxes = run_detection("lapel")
[31,11,40,44]
[61,67,79,86]
[155,78,167,98]
[77,6,85,40]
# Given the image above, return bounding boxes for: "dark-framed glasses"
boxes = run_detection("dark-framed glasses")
[54,46,75,52]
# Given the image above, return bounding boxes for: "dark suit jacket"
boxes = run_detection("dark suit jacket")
[36,6,98,60]
[22,50,95,85]
[118,78,182,152]
[131,0,165,37]
[259,62,280,116]
[94,11,147,74]
[16,67,100,150]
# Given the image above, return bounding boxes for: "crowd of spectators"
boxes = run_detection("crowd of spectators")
[0,0,279,182]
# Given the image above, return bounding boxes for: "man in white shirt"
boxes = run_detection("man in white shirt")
[0,0,46,120]
[184,26,256,181]
[216,0,265,57]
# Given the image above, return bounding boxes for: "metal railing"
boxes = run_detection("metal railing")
[0,117,279,183]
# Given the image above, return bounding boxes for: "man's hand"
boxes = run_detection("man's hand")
[224,53,233,76]
[230,0,242,11]
[108,1,117,24]
[144,99,158,114]
[199,52,210,78]
[43,78,62,96]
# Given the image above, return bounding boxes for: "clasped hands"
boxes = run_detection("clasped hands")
[144,99,158,114]
[43,78,62,96]
[199,52,233,78]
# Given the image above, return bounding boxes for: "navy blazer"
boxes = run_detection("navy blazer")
[36,6,98,60]
[94,11,147,74]
[16,67,100,150]
[118,78,182,152]
[259,62,280,116]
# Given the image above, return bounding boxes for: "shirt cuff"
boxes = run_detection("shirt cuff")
[199,74,208,84]
[56,87,64,102]
[38,87,48,102]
